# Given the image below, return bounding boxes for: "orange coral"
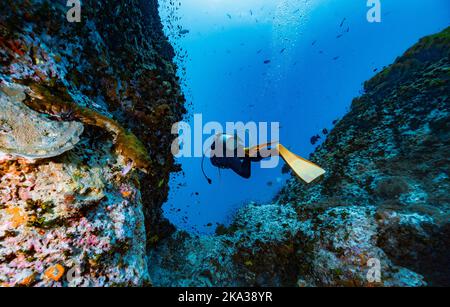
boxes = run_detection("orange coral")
[121,190,132,198]
[44,264,65,282]
[18,273,36,286]
[5,207,27,228]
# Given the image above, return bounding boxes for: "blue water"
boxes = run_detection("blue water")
[158,0,450,234]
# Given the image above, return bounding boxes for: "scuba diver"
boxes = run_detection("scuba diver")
[202,133,325,184]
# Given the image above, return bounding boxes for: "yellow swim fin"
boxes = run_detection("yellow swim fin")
[276,144,325,183]
[244,142,325,184]
[244,142,277,158]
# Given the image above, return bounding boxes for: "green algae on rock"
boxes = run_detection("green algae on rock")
[20,80,152,172]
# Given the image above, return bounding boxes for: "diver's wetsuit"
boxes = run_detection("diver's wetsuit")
[210,135,264,179]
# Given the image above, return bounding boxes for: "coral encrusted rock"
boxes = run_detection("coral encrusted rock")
[0,0,185,286]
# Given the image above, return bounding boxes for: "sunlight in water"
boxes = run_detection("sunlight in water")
[267,0,317,96]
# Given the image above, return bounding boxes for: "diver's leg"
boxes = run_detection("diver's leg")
[229,158,251,179]
[248,148,272,162]
[249,154,264,162]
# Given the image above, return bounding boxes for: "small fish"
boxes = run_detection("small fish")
[310,134,321,145]
[311,40,317,46]
[332,56,340,61]
[264,60,271,64]
[280,48,286,53]
[322,128,329,135]
[250,10,253,16]
[227,13,232,19]
[293,9,300,14]
[257,49,262,54]
[346,26,350,33]
[336,34,343,39]
[179,29,190,35]
[373,68,378,72]
[340,18,346,27]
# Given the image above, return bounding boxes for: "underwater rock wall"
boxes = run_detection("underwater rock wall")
[149,27,450,287]
[0,0,185,286]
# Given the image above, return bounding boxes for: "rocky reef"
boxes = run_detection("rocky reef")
[149,27,450,287]
[0,0,185,286]
[0,0,448,288]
